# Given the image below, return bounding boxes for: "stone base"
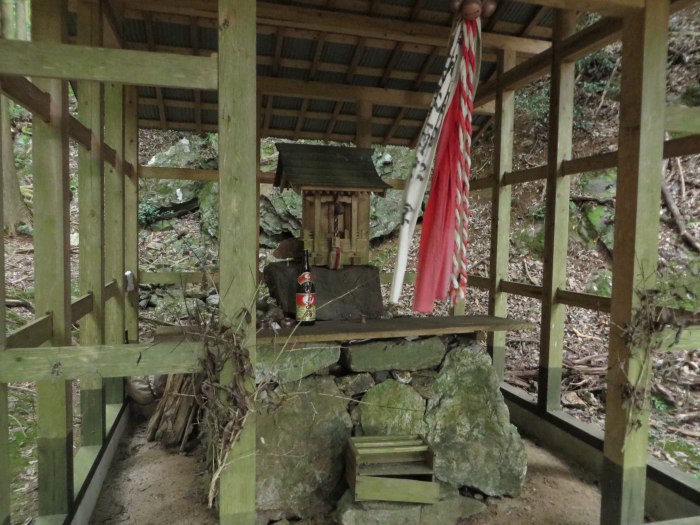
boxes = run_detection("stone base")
[263,262,384,321]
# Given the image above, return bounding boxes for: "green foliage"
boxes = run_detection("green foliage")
[515,80,550,127]
[650,435,700,476]
[138,201,173,227]
[680,83,700,107]
[512,224,545,258]
[576,50,618,95]
[13,126,33,180]
[651,395,669,412]
[653,258,700,313]
[585,269,612,298]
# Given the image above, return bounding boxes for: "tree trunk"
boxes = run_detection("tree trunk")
[1,0,31,234]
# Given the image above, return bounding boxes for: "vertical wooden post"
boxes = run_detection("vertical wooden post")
[487,49,515,379]
[77,0,106,447]
[356,100,373,149]
[32,0,74,516]
[538,10,576,412]
[104,81,125,403]
[124,85,139,343]
[218,1,257,523]
[0,80,9,525]
[601,2,669,524]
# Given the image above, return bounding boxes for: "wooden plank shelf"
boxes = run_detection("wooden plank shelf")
[257,315,532,344]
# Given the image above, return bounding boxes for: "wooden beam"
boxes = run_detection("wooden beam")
[77,0,107,448]
[0,40,217,90]
[0,69,8,525]
[124,86,139,342]
[139,165,218,182]
[32,0,74,516]
[0,74,51,121]
[71,292,95,324]
[487,49,516,381]
[104,74,126,404]
[0,342,205,383]
[258,315,533,344]
[218,0,257,522]
[255,2,551,54]
[356,100,373,148]
[601,2,669,523]
[500,280,543,300]
[6,314,54,349]
[258,76,433,109]
[665,105,700,135]
[515,0,643,17]
[539,10,576,413]
[556,289,611,313]
[472,134,700,193]
[652,325,700,353]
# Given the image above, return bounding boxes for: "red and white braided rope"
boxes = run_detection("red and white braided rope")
[449,20,478,303]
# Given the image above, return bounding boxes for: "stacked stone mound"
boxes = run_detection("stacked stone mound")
[255,337,527,524]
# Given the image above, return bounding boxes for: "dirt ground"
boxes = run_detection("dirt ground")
[91,418,600,525]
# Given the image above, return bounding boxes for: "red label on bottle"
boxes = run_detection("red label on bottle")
[296,293,317,307]
[297,272,312,285]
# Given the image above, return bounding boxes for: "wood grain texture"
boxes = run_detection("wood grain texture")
[601,2,670,523]
[258,315,532,344]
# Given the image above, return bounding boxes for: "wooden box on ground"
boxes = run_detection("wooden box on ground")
[346,435,439,504]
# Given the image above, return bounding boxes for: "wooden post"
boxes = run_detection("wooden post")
[124,85,139,343]
[487,49,516,380]
[218,1,257,523]
[0,78,9,525]
[103,86,125,402]
[538,10,576,411]
[77,0,106,447]
[356,100,373,149]
[32,0,74,516]
[601,2,669,524]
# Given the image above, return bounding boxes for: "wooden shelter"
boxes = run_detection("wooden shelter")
[0,1,699,524]
[274,143,390,266]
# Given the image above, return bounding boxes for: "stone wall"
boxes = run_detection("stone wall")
[255,337,527,524]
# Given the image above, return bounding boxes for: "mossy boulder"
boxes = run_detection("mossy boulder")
[424,344,527,496]
[360,380,426,436]
[256,376,352,520]
[344,337,446,373]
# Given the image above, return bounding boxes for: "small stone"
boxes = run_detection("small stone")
[410,370,438,400]
[336,490,421,525]
[206,294,220,307]
[391,370,412,384]
[335,373,375,397]
[562,391,587,409]
[419,494,485,524]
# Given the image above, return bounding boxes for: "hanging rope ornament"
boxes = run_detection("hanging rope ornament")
[389,9,481,312]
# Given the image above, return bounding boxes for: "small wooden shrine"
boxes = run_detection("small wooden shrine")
[274,143,390,266]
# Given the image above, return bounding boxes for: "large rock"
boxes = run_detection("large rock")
[424,345,527,496]
[264,262,383,321]
[256,342,341,384]
[344,337,446,372]
[257,376,352,520]
[360,380,425,436]
[336,486,484,525]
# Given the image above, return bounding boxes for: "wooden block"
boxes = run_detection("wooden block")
[354,475,439,504]
[347,435,438,504]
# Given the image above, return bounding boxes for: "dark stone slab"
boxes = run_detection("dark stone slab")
[263,262,384,321]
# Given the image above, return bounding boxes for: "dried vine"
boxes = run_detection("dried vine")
[195,305,255,508]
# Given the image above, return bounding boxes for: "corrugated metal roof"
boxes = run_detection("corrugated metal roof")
[275,143,390,191]
[112,1,553,144]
